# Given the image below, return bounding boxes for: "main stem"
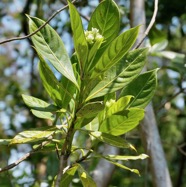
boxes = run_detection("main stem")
[55,118,76,187]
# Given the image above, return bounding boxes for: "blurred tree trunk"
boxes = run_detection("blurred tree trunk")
[130,0,172,187]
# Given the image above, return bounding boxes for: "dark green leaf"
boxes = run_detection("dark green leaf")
[76,101,104,118]
[88,0,120,46]
[120,69,158,108]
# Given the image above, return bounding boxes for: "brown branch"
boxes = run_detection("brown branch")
[135,0,158,49]
[0,137,52,173]
[0,0,76,45]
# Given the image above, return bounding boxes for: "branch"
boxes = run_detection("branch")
[0,137,52,173]
[156,88,186,111]
[135,0,158,49]
[60,0,90,21]
[0,0,76,45]
[177,143,186,156]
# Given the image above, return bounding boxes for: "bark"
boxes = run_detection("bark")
[130,0,172,187]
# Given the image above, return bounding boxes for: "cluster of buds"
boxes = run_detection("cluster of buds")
[84,28,104,44]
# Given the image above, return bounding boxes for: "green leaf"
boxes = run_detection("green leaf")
[90,131,134,149]
[77,164,97,187]
[88,0,120,46]
[22,94,58,112]
[90,26,140,78]
[10,127,56,145]
[31,109,55,121]
[106,96,133,117]
[28,16,79,88]
[0,139,11,145]
[76,101,104,118]
[105,154,149,161]
[38,56,74,108]
[120,69,158,108]
[85,48,148,101]
[103,156,140,176]
[99,108,144,136]
[59,164,78,187]
[68,1,88,71]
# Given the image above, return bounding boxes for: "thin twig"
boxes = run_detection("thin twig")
[0,137,52,173]
[60,0,90,21]
[135,0,158,49]
[177,143,186,156]
[0,0,76,45]
[156,88,186,111]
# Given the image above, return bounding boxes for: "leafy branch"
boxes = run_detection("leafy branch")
[0,0,76,45]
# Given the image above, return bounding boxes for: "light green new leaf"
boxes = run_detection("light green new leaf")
[59,164,78,187]
[99,108,144,136]
[10,127,56,145]
[105,154,149,161]
[76,101,104,118]
[28,16,78,88]
[106,96,133,117]
[68,1,88,71]
[103,156,140,176]
[86,48,148,101]
[88,0,120,45]
[31,109,55,121]
[90,26,140,78]
[77,164,96,187]
[39,56,74,108]
[22,94,58,112]
[90,131,134,149]
[120,69,158,108]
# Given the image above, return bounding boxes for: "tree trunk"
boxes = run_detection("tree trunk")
[130,0,172,187]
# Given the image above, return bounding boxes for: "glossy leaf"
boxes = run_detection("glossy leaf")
[120,69,158,108]
[88,0,120,46]
[99,108,144,136]
[28,16,78,88]
[31,109,55,121]
[76,101,104,118]
[106,96,133,117]
[39,55,74,108]
[90,26,140,78]
[78,164,96,187]
[22,94,58,112]
[90,131,134,149]
[68,1,88,71]
[85,48,148,101]
[10,127,56,145]
[59,164,79,187]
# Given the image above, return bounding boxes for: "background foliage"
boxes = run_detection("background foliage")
[0,0,186,186]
